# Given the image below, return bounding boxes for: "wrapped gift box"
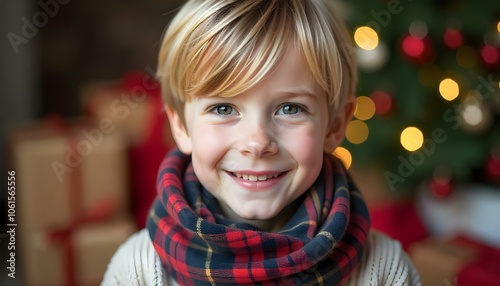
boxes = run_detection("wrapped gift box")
[409,238,476,286]
[80,72,176,228]
[12,120,130,233]
[11,119,134,285]
[26,218,136,286]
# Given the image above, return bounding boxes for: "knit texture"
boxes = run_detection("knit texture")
[147,148,370,285]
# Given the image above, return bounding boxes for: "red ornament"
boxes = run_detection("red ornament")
[486,155,500,182]
[401,34,435,64]
[443,28,463,49]
[480,45,500,69]
[370,90,394,116]
[430,177,453,199]
[402,35,424,57]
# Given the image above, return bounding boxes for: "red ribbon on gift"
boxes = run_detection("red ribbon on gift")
[123,72,174,228]
[44,116,117,286]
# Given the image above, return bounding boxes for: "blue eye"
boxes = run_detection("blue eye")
[277,104,302,115]
[211,104,235,115]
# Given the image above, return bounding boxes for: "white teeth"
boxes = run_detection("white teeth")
[234,172,280,181]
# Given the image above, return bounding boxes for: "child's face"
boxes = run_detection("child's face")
[168,45,348,222]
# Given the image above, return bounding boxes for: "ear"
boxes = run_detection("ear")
[323,96,356,153]
[165,105,192,154]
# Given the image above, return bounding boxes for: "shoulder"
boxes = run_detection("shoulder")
[101,229,168,286]
[345,231,422,286]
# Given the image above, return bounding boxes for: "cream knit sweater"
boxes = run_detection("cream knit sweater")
[102,229,421,285]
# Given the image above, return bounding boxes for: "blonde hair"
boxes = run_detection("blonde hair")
[158,0,357,120]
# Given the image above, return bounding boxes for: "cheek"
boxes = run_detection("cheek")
[193,127,222,151]
[191,124,233,172]
[281,126,325,193]
[282,125,326,164]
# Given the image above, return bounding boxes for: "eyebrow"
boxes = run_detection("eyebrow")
[277,88,320,102]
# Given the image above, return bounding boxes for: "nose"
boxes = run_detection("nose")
[237,121,278,157]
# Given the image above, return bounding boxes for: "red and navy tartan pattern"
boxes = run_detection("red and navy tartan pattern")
[147,149,370,285]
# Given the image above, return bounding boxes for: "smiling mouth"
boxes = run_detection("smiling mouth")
[230,172,283,182]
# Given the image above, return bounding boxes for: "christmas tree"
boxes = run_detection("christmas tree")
[334,0,500,195]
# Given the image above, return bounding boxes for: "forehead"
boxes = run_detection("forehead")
[193,41,320,98]
[246,45,319,94]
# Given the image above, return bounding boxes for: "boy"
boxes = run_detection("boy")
[102,0,421,285]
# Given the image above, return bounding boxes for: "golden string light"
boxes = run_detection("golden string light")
[354,96,376,120]
[439,78,460,101]
[346,120,369,144]
[333,147,353,169]
[400,127,424,151]
[354,26,379,51]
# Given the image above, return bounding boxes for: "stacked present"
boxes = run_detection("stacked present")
[81,71,175,228]
[11,71,175,285]
[12,117,136,286]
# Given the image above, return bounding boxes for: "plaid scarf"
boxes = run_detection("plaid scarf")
[147,149,370,285]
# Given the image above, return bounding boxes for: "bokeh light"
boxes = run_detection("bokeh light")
[462,104,483,126]
[400,127,424,151]
[370,91,393,116]
[487,145,500,180]
[346,120,369,144]
[439,78,460,101]
[333,147,352,169]
[409,20,428,39]
[481,45,499,64]
[354,26,379,51]
[443,28,463,49]
[402,36,425,58]
[487,156,500,179]
[354,96,376,120]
